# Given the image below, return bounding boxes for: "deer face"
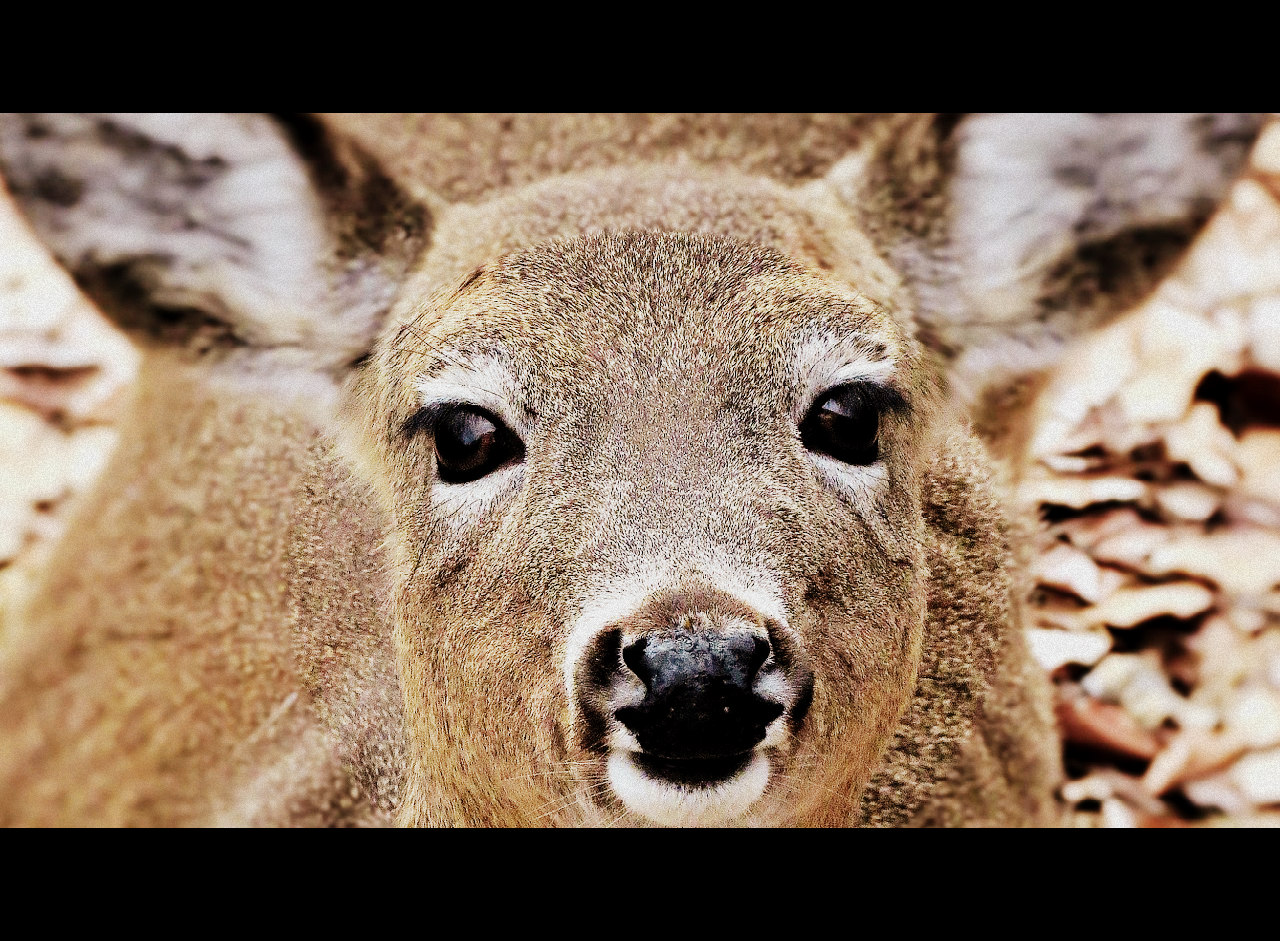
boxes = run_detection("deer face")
[358,208,937,824]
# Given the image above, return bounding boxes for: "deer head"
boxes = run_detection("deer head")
[0,114,1260,826]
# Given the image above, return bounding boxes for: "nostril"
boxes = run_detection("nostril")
[747,635,770,681]
[572,627,625,754]
[622,636,652,687]
[719,632,770,688]
[581,628,623,692]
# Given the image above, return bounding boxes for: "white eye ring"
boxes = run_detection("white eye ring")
[415,352,528,440]
[413,352,526,520]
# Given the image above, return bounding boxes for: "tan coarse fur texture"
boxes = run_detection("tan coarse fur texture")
[0,114,1263,826]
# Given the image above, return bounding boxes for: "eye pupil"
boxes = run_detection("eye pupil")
[801,385,881,466]
[434,406,523,483]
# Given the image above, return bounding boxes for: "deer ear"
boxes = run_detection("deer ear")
[0,113,431,413]
[822,113,1263,405]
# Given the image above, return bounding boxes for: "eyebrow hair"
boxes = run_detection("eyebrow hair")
[402,350,523,442]
[822,356,898,388]
[793,327,904,413]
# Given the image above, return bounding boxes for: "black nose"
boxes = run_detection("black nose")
[615,629,783,760]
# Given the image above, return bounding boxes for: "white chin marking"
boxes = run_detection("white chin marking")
[607,751,769,827]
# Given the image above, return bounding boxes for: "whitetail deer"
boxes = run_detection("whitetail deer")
[0,114,1262,826]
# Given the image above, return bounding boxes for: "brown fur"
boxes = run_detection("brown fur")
[0,114,1261,826]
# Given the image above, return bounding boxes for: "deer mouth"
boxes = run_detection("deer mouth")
[629,751,754,787]
[606,749,770,826]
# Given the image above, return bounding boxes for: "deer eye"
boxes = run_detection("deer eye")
[433,405,524,483]
[800,384,885,466]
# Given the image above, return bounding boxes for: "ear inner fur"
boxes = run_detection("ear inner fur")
[0,113,432,411]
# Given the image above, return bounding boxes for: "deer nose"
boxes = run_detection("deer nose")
[615,629,784,760]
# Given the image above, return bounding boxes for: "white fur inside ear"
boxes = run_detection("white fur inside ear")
[607,750,769,827]
[946,113,1238,327]
[895,113,1258,406]
[206,349,346,424]
[8,115,331,341]
[0,113,399,390]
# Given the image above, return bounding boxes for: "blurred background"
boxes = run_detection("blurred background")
[1,117,1277,826]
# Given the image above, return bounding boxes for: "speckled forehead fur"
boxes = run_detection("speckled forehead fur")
[385,229,915,422]
[398,162,910,318]
[322,113,933,205]
[361,162,925,436]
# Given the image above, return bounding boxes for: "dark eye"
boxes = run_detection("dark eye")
[433,405,524,484]
[800,384,885,466]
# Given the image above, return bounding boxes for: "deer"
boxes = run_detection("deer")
[0,113,1262,826]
